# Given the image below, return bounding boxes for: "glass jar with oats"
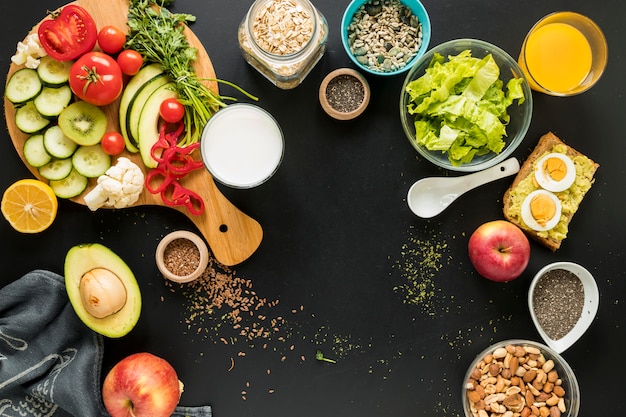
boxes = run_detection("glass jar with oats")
[238,0,328,89]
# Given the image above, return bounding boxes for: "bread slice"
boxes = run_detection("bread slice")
[503,132,599,251]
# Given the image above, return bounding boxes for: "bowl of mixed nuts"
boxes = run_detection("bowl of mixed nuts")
[341,0,431,76]
[463,339,580,417]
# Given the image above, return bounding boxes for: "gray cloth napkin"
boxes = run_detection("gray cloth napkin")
[0,269,211,417]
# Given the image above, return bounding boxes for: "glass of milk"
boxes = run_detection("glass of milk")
[200,104,284,188]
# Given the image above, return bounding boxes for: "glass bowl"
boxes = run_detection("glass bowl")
[400,38,533,172]
[462,339,580,417]
[341,0,431,76]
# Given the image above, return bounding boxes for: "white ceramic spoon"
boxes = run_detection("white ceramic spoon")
[407,158,521,218]
[528,262,600,353]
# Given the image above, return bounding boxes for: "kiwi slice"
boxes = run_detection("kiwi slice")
[58,101,108,146]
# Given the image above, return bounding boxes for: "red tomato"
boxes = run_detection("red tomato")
[101,132,125,155]
[98,25,126,54]
[69,52,123,106]
[160,98,185,123]
[37,5,97,62]
[117,50,144,76]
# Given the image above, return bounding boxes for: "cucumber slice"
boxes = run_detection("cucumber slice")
[43,125,78,159]
[37,55,72,86]
[15,101,51,133]
[138,83,178,168]
[72,145,111,178]
[119,63,166,152]
[23,134,52,168]
[128,75,170,143]
[49,168,89,199]
[34,85,73,118]
[38,158,73,181]
[5,68,42,104]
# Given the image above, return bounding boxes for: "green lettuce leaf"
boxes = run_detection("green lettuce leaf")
[405,49,526,166]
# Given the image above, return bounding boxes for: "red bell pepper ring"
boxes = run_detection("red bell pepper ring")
[160,181,205,216]
[146,120,206,215]
[161,148,204,177]
[145,165,174,195]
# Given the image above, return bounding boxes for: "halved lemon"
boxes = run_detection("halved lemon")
[1,179,58,233]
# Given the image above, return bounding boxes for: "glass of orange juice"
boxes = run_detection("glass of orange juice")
[518,12,608,96]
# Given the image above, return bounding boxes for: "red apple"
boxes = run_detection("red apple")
[468,220,530,282]
[102,352,183,417]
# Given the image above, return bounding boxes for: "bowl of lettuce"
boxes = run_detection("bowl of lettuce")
[400,38,532,172]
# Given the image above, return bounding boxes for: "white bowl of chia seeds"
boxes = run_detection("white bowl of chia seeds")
[528,262,600,354]
[342,0,431,76]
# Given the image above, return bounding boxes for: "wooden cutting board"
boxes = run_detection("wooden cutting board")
[4,0,263,266]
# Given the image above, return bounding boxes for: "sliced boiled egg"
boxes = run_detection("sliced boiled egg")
[534,153,576,192]
[521,190,562,231]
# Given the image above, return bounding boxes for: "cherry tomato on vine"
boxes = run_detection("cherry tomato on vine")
[117,49,144,76]
[101,132,126,155]
[69,52,123,106]
[159,98,185,123]
[98,25,126,54]
[37,5,97,61]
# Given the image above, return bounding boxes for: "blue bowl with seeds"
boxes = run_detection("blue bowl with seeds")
[341,0,431,76]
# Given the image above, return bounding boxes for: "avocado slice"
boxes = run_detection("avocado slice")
[65,243,141,338]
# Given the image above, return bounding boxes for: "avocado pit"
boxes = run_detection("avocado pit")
[79,268,127,319]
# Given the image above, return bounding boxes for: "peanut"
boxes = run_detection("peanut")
[552,385,565,397]
[493,347,508,359]
[546,394,560,407]
[550,406,561,417]
[547,370,559,383]
[542,359,555,373]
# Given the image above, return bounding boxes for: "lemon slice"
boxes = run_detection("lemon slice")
[1,179,58,233]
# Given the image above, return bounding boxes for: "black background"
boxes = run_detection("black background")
[1,1,625,416]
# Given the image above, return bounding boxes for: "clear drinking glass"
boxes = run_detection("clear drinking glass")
[518,11,608,96]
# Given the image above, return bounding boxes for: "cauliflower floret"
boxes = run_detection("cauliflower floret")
[84,158,145,211]
[11,34,46,68]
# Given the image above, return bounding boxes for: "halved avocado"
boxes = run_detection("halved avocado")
[64,243,141,338]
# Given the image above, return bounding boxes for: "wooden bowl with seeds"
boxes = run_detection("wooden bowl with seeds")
[319,68,370,120]
[156,230,210,283]
[341,0,431,76]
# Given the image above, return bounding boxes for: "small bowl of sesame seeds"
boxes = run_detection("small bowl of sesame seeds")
[528,262,599,354]
[341,0,431,76]
[156,230,210,283]
[319,68,371,120]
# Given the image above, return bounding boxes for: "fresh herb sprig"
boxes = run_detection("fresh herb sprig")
[315,349,337,364]
[126,0,256,146]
